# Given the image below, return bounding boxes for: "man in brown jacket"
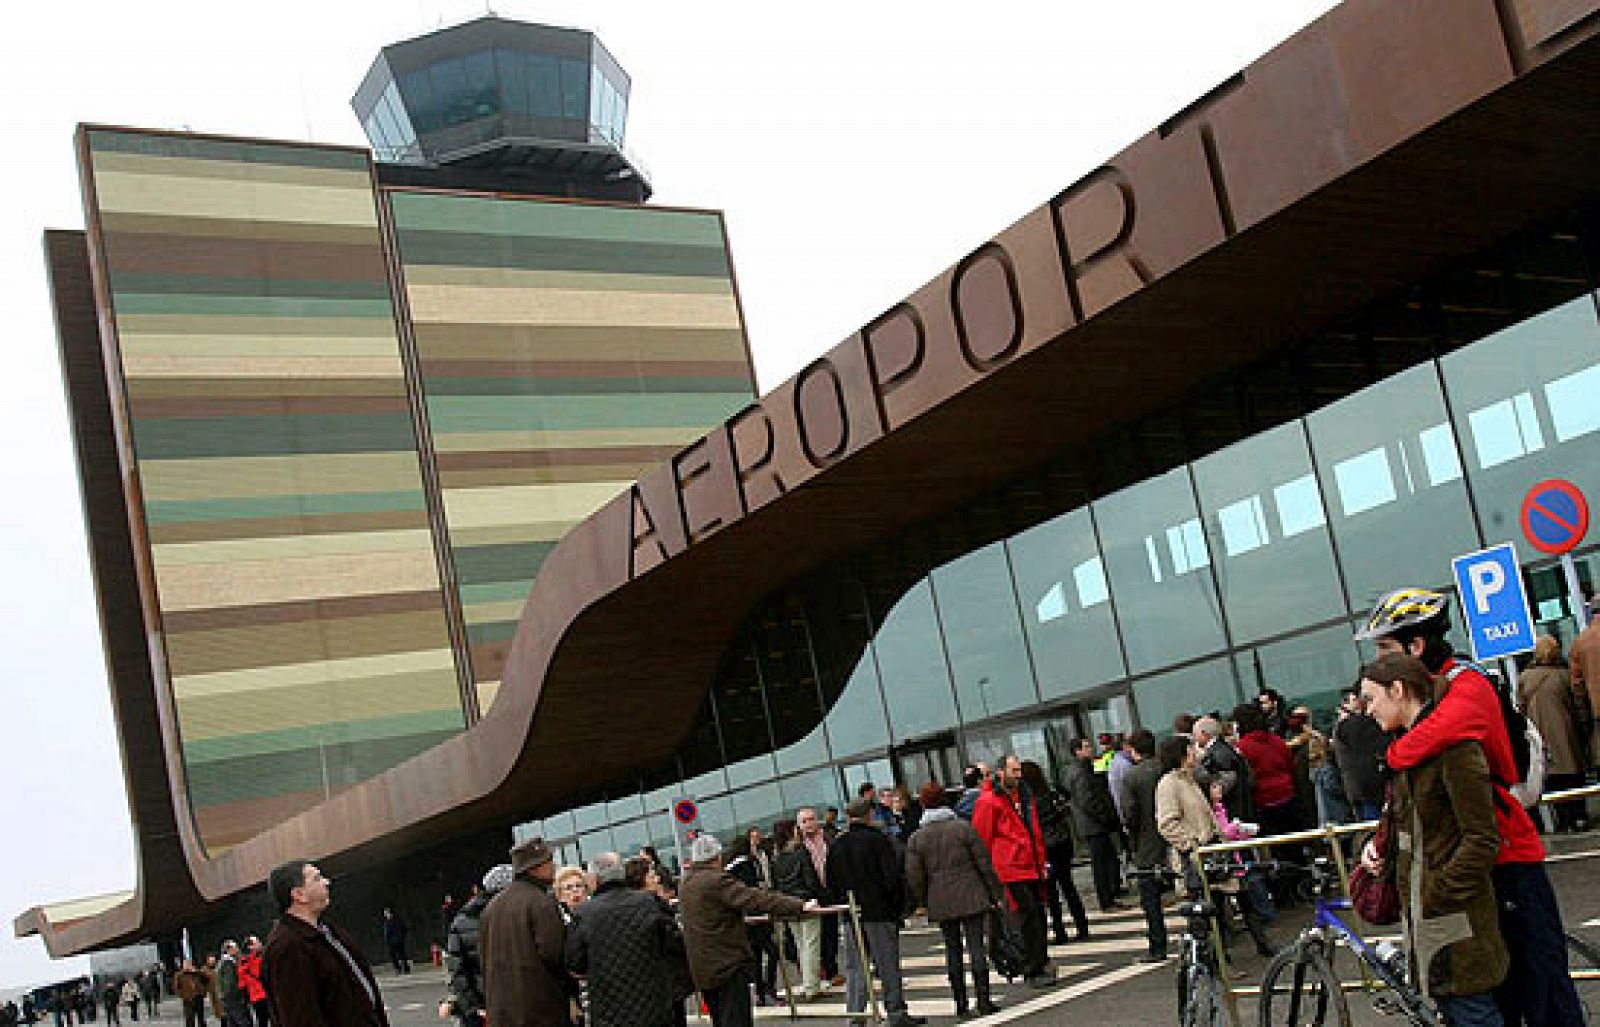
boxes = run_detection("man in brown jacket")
[679,833,817,1027]
[1571,596,1600,768]
[478,837,572,1027]
[261,859,389,1027]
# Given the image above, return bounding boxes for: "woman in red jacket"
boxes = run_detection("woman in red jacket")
[1232,703,1302,840]
[238,937,268,1026]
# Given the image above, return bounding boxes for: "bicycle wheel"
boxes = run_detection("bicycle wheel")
[1567,930,1600,1023]
[1183,963,1225,1027]
[1258,945,1350,1027]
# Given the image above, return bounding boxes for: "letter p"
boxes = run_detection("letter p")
[1468,562,1506,615]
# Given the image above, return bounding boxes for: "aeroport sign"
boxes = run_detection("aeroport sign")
[617,5,1577,582]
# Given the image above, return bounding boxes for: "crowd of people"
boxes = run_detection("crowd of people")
[49,587,1591,1027]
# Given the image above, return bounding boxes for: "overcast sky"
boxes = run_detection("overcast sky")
[0,0,1338,988]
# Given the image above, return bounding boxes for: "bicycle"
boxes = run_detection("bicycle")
[1257,856,1435,1027]
[1127,864,1228,1027]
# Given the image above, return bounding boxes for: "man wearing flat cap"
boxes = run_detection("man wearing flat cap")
[479,837,573,1026]
[680,833,818,1027]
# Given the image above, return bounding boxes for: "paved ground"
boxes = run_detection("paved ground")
[97,830,1597,1027]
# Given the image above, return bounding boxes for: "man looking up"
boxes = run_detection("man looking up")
[262,860,388,1027]
[1358,587,1581,1026]
[972,755,1055,989]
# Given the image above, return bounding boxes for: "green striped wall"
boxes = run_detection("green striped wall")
[83,129,466,853]
[388,190,756,711]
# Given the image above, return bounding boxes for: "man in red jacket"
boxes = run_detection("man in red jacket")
[1358,587,1582,1026]
[971,756,1056,989]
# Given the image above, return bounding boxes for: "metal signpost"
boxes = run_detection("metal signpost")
[1452,542,1538,690]
[1521,478,1592,637]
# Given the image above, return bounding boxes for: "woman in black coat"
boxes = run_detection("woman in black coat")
[723,831,781,1005]
[1022,761,1090,944]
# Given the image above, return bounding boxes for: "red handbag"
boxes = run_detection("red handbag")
[1349,803,1400,925]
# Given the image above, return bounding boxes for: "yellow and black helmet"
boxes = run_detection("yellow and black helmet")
[1354,587,1450,642]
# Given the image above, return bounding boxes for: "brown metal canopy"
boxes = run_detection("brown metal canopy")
[21,0,1600,956]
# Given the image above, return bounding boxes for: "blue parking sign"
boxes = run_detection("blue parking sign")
[1450,543,1536,662]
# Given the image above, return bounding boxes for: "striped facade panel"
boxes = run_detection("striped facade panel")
[82,130,465,853]
[387,191,756,710]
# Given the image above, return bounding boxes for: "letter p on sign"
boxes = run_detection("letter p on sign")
[1468,562,1505,614]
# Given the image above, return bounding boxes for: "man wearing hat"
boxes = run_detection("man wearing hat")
[1571,595,1600,770]
[680,832,819,1026]
[479,837,573,1026]
[826,799,926,1027]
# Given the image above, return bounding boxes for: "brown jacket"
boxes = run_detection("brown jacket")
[904,808,1003,922]
[1393,739,1508,999]
[261,915,389,1027]
[679,861,807,991]
[478,876,571,1027]
[1519,664,1587,776]
[173,969,210,1003]
[1571,622,1600,719]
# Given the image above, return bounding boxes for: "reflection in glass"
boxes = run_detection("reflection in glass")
[873,581,959,742]
[1441,295,1600,560]
[1131,658,1239,739]
[823,654,890,762]
[932,543,1037,722]
[1235,624,1360,719]
[1332,448,1396,517]
[780,768,843,818]
[1196,423,1345,644]
[1547,362,1600,442]
[1007,509,1126,698]
[1308,363,1480,608]
[1095,468,1227,673]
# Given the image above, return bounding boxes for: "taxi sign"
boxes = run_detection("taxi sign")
[1450,542,1536,662]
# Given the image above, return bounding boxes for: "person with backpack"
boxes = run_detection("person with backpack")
[1357,587,1582,1026]
[971,755,1057,990]
[1020,761,1089,944]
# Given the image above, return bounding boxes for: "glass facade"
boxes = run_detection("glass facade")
[528,244,1600,869]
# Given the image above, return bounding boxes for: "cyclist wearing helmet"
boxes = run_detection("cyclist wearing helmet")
[1356,587,1582,1026]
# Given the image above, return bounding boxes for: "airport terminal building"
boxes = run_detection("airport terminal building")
[18,0,1600,963]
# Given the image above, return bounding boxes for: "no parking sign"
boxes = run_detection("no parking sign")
[1521,478,1593,635]
[1521,479,1590,555]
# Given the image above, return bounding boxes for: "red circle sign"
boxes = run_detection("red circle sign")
[1520,479,1590,555]
[673,799,699,824]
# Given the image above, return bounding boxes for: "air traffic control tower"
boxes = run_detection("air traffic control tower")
[351,16,649,201]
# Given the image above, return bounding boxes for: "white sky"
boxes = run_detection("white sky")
[0,0,1338,989]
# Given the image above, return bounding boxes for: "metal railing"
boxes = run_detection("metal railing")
[1192,781,1600,1026]
[744,893,883,1023]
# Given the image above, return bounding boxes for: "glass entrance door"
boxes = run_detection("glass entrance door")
[891,732,960,790]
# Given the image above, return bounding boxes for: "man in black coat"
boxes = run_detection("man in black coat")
[261,860,389,1027]
[380,910,410,974]
[1060,738,1124,912]
[1331,687,1387,820]
[824,801,927,1027]
[1116,729,1170,962]
[565,853,684,1027]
